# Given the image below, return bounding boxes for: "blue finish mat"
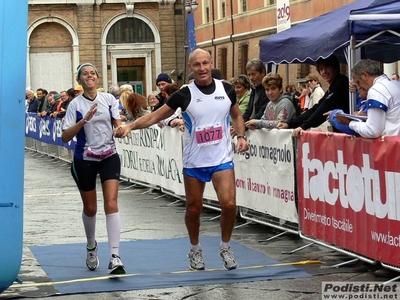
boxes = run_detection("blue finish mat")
[30,236,311,295]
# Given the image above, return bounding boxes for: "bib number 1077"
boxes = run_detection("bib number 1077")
[195,125,223,147]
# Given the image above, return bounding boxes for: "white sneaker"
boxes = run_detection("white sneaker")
[86,242,99,271]
[188,249,205,270]
[108,254,126,275]
[219,247,238,270]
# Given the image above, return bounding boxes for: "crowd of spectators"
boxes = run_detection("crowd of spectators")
[26,56,400,143]
[26,86,83,120]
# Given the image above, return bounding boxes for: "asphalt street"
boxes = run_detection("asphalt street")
[0,150,386,300]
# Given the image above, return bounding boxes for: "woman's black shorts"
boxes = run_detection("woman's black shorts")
[71,154,121,191]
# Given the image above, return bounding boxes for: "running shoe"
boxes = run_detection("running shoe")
[86,242,99,271]
[219,247,238,270]
[188,249,205,270]
[108,254,126,275]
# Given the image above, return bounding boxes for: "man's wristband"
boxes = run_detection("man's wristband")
[237,135,247,141]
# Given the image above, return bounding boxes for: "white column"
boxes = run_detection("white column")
[26,46,31,89]
[72,44,80,85]
[384,62,396,78]
[102,44,108,90]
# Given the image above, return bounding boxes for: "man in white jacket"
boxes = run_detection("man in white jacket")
[335,59,400,138]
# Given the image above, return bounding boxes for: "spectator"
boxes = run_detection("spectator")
[108,84,121,111]
[290,84,301,117]
[37,88,48,113]
[245,73,296,130]
[147,91,159,112]
[284,85,292,96]
[39,93,58,118]
[231,58,269,136]
[56,88,75,119]
[120,91,150,122]
[154,73,172,111]
[26,90,39,113]
[296,83,310,112]
[349,80,366,112]
[162,83,183,128]
[391,73,399,81]
[306,73,325,109]
[334,59,400,138]
[51,90,67,118]
[74,85,83,96]
[230,74,251,125]
[232,74,251,117]
[242,59,269,121]
[108,84,120,100]
[119,84,133,94]
[290,84,299,97]
[163,83,180,98]
[119,84,134,116]
[277,54,349,137]
[119,91,132,122]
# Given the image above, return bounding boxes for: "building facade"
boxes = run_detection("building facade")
[193,0,358,87]
[27,0,187,95]
[29,0,393,94]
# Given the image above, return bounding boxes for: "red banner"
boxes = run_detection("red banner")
[298,131,400,266]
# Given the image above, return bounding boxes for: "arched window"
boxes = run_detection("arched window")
[106,18,155,44]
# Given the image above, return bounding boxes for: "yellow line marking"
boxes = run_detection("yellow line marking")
[9,273,139,288]
[9,260,321,288]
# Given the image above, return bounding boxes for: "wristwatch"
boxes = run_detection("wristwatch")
[237,135,247,141]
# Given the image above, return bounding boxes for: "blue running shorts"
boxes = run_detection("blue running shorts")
[183,161,234,182]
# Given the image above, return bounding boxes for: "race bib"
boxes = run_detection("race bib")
[195,123,223,147]
[86,147,115,160]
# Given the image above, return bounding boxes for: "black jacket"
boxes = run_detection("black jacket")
[242,84,269,122]
[288,73,349,130]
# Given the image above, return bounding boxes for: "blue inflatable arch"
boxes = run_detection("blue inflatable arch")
[0,0,28,293]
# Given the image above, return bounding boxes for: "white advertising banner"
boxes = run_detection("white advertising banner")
[233,129,298,223]
[115,125,297,222]
[116,125,185,196]
[276,0,291,33]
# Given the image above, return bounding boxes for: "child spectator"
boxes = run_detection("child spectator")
[245,73,296,130]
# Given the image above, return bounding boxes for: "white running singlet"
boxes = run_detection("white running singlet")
[182,79,233,168]
[63,92,120,161]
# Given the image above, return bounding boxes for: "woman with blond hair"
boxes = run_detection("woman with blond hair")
[147,91,159,112]
[119,84,133,94]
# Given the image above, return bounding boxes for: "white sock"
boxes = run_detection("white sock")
[82,212,96,248]
[106,212,121,257]
[190,243,202,251]
[220,241,230,249]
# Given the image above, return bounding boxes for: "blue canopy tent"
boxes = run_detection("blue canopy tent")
[259,0,394,65]
[349,1,400,64]
[259,0,398,112]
